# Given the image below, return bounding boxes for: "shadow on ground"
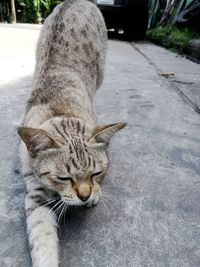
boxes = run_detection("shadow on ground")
[0,76,32,267]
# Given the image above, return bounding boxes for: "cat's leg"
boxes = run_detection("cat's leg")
[25,175,59,267]
[19,143,59,267]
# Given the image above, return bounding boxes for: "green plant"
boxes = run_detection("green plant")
[19,0,62,23]
[147,25,200,53]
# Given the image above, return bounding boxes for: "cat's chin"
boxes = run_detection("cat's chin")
[61,194,101,207]
[61,198,85,206]
[86,196,101,208]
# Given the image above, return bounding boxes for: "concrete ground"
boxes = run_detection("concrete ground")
[0,24,200,267]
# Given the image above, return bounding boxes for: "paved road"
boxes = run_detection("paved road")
[0,24,200,267]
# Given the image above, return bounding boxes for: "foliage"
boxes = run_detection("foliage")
[148,0,200,30]
[18,0,62,23]
[147,25,200,53]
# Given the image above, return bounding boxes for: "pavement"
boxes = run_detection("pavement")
[0,24,200,267]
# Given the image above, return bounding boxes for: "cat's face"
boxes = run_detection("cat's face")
[31,140,109,206]
[18,118,126,206]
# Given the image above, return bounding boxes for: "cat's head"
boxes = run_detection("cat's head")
[18,117,126,206]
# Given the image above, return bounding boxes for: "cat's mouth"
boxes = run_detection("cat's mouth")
[61,191,101,206]
[62,197,87,206]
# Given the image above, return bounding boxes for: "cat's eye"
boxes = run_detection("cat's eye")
[57,177,74,183]
[91,171,102,178]
[40,172,50,177]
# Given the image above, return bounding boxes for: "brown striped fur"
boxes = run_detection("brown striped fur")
[18,1,126,266]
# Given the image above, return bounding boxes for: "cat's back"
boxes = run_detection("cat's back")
[35,0,107,84]
[27,0,107,118]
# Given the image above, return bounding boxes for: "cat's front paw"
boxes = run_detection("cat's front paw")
[86,195,100,208]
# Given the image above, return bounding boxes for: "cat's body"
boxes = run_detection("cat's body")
[18,1,125,266]
[25,0,106,128]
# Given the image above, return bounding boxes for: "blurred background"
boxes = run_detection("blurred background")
[0,0,199,57]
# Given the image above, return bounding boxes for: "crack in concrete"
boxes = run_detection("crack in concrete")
[131,43,200,116]
[171,80,194,85]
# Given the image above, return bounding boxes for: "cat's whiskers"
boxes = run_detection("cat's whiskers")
[40,197,60,208]
[102,192,117,203]
[101,190,116,211]
[42,196,60,203]
[57,201,66,223]
[58,202,68,224]
[102,185,115,189]
[102,196,115,210]
[63,204,69,232]
[102,186,116,196]
[53,201,64,215]
[49,199,63,215]
[102,188,117,203]
[100,197,110,214]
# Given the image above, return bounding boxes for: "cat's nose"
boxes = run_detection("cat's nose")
[77,183,91,202]
[78,194,90,202]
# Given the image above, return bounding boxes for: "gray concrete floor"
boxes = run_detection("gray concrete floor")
[0,24,200,267]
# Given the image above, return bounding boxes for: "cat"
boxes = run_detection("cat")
[18,0,126,266]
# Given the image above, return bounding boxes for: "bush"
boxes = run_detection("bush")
[147,25,200,53]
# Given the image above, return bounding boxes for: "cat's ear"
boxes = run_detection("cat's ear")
[18,127,60,157]
[89,122,126,146]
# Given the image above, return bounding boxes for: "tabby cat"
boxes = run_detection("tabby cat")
[18,0,126,266]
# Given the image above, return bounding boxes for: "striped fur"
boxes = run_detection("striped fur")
[18,1,125,266]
